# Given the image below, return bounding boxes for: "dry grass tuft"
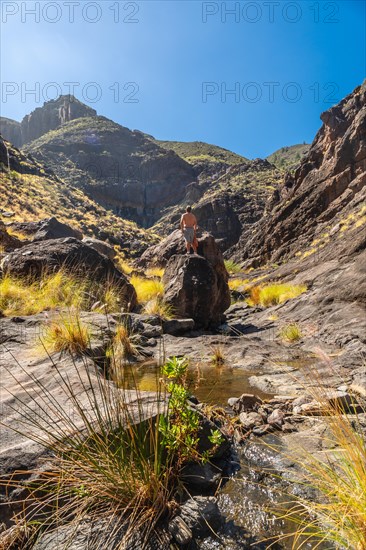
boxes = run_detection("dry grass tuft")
[279,323,302,342]
[42,313,91,355]
[143,297,173,319]
[247,283,307,307]
[130,276,164,304]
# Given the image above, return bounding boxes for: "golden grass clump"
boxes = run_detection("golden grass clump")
[279,322,302,342]
[247,283,307,307]
[228,278,250,291]
[0,271,87,316]
[143,297,173,319]
[130,275,164,303]
[42,313,91,355]
[108,323,137,363]
[210,344,226,366]
[145,267,165,279]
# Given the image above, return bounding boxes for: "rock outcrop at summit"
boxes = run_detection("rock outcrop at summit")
[0,96,96,147]
[230,82,366,266]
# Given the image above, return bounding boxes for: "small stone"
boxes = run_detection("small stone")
[233,393,263,413]
[168,516,192,545]
[292,395,312,409]
[267,409,285,427]
[252,424,272,436]
[227,397,239,408]
[281,422,297,433]
[239,411,263,430]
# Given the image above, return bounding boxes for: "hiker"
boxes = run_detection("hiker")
[180,206,198,254]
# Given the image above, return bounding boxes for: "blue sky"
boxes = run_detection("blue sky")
[1,0,365,158]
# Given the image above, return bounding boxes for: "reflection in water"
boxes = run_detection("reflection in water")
[115,360,274,406]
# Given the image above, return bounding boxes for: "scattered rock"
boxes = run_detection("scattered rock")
[239,412,263,430]
[33,217,82,241]
[267,408,285,427]
[230,393,263,413]
[82,237,116,260]
[162,318,195,335]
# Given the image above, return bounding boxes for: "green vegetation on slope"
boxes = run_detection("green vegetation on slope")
[267,143,310,172]
[156,140,248,166]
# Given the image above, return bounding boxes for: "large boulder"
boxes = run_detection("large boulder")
[33,217,82,242]
[2,237,137,309]
[162,237,230,328]
[137,230,227,268]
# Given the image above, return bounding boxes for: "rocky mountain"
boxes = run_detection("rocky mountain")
[267,143,310,172]
[1,97,282,247]
[0,95,96,147]
[230,82,366,266]
[0,136,157,257]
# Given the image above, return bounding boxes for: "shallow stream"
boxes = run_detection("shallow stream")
[118,360,330,549]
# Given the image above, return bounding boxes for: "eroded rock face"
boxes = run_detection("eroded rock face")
[162,238,230,328]
[2,238,137,309]
[230,82,366,265]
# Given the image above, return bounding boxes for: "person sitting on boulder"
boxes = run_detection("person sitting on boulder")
[180,206,198,255]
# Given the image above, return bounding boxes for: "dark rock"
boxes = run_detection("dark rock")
[181,461,222,490]
[162,318,195,335]
[82,237,116,260]
[179,496,223,537]
[2,238,137,309]
[33,217,82,241]
[0,221,23,252]
[168,516,192,545]
[231,393,263,413]
[162,235,230,329]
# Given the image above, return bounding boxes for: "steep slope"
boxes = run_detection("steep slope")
[267,143,310,172]
[230,82,366,266]
[24,112,196,227]
[0,137,157,257]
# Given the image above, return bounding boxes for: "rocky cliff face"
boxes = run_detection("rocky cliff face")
[0,117,22,148]
[230,82,366,266]
[0,96,96,147]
